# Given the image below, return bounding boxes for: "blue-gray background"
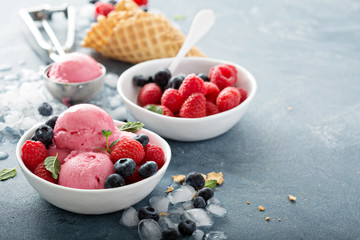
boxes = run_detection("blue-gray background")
[1,0,359,239]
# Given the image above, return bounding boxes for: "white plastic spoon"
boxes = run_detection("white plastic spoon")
[168,9,215,74]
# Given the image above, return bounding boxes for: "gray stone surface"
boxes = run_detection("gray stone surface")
[1,0,360,239]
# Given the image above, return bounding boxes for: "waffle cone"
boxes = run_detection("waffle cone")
[82,0,205,63]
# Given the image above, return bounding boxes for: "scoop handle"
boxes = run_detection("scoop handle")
[168,9,215,74]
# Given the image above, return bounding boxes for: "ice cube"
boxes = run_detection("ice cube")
[191,229,205,240]
[149,196,170,213]
[168,185,196,204]
[105,73,119,88]
[205,231,227,240]
[157,216,176,230]
[120,207,139,227]
[4,74,19,81]
[0,151,9,160]
[0,64,12,71]
[182,200,194,210]
[206,204,227,217]
[138,219,162,240]
[183,209,213,227]
[207,197,221,205]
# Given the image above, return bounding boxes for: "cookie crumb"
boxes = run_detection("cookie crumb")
[288,107,293,111]
[172,175,185,183]
[278,218,281,222]
[201,173,207,181]
[258,206,265,211]
[159,212,171,216]
[265,217,270,221]
[288,195,296,201]
[165,186,174,193]
[207,172,224,185]
[247,201,250,205]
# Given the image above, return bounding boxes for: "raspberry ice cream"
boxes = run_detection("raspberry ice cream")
[58,151,114,189]
[53,104,123,151]
[48,52,102,83]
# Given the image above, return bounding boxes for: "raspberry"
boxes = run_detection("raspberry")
[216,87,241,112]
[94,1,115,19]
[143,144,166,169]
[21,140,48,172]
[238,88,248,103]
[133,0,148,6]
[161,89,184,114]
[178,74,206,100]
[209,64,238,90]
[204,82,220,104]
[205,101,219,116]
[34,162,57,184]
[137,83,162,107]
[110,137,145,164]
[179,93,206,118]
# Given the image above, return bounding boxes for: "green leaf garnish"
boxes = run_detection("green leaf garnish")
[173,14,186,20]
[0,167,17,181]
[44,153,60,180]
[204,179,217,189]
[144,104,164,115]
[109,139,119,149]
[102,129,112,138]
[118,122,144,133]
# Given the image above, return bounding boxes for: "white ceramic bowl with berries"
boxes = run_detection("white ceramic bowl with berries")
[117,57,257,141]
[15,121,171,215]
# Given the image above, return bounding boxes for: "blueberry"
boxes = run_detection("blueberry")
[138,161,158,178]
[154,68,171,89]
[108,0,117,5]
[138,206,159,221]
[114,158,136,178]
[185,172,205,190]
[31,133,38,141]
[197,187,214,201]
[104,173,125,188]
[162,228,179,240]
[34,124,53,148]
[38,102,53,116]
[147,75,154,83]
[133,134,149,147]
[178,219,196,236]
[133,74,148,87]
[45,116,58,129]
[193,196,206,208]
[89,0,98,3]
[166,74,186,89]
[197,73,210,82]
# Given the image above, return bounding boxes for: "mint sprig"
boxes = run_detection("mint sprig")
[144,105,164,115]
[44,153,60,180]
[118,122,144,133]
[204,179,217,189]
[0,167,17,181]
[101,129,113,153]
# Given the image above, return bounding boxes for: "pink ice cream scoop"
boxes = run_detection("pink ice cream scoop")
[53,104,121,151]
[59,151,114,189]
[48,52,102,83]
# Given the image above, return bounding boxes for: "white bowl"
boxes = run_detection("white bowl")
[117,57,257,141]
[15,121,171,215]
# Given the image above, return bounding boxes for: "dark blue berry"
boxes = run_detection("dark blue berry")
[147,75,154,83]
[38,102,53,116]
[31,133,38,141]
[89,0,98,3]
[185,172,205,190]
[138,206,159,221]
[104,173,125,188]
[34,124,53,148]
[178,219,196,236]
[193,196,206,208]
[133,134,149,147]
[197,73,210,82]
[114,158,136,178]
[154,68,171,89]
[108,0,117,5]
[166,74,185,90]
[45,116,58,129]
[197,187,214,201]
[138,161,158,178]
[133,75,148,87]
[162,228,179,240]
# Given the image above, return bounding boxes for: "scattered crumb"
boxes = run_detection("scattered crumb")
[258,206,265,211]
[172,175,185,183]
[165,186,174,193]
[288,107,293,111]
[207,172,224,185]
[288,195,296,202]
[201,173,207,181]
[278,219,281,222]
[265,217,270,221]
[159,212,171,216]
[247,201,250,205]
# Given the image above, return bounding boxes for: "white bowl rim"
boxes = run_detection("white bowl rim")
[15,120,171,194]
[117,57,257,122]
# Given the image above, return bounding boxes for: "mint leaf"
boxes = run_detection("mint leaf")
[102,129,112,138]
[109,139,119,149]
[144,105,164,115]
[118,122,144,133]
[44,153,60,180]
[0,167,17,181]
[204,179,217,189]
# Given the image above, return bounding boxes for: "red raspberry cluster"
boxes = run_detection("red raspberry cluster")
[136,64,248,118]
